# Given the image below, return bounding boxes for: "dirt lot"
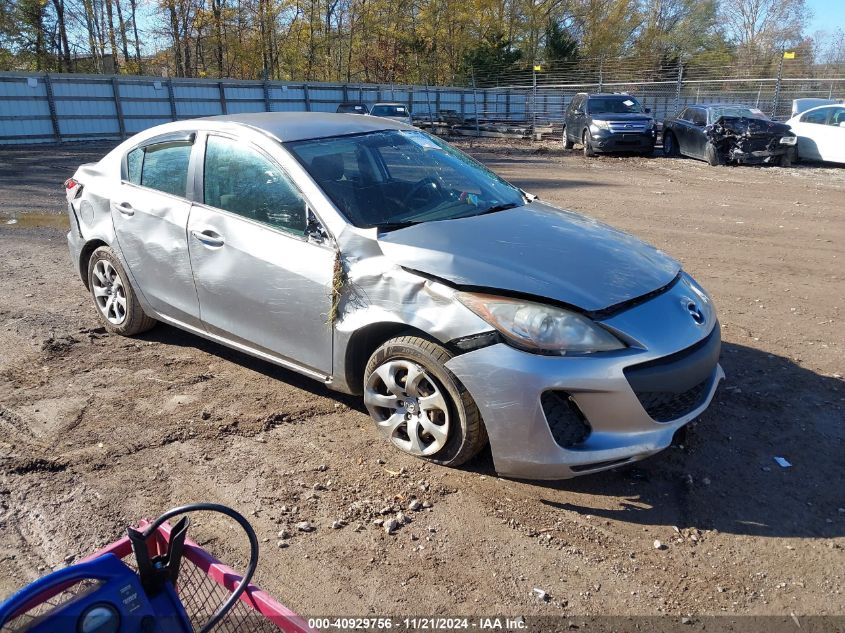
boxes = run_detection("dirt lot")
[0,139,843,624]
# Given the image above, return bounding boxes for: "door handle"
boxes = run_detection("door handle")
[114,201,134,216]
[190,229,225,247]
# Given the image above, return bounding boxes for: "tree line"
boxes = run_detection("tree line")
[1,0,843,84]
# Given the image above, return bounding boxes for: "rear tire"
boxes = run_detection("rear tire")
[705,142,723,166]
[663,132,679,157]
[582,130,595,157]
[87,246,156,336]
[363,335,487,467]
[563,126,574,150]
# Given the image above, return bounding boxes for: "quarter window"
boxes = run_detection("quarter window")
[203,136,306,235]
[827,107,845,126]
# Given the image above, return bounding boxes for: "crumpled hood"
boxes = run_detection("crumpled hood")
[377,202,680,313]
[708,116,791,139]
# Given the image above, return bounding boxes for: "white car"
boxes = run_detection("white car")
[785,104,845,164]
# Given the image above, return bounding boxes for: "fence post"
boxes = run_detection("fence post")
[674,61,684,111]
[263,79,271,112]
[43,73,61,143]
[424,83,434,126]
[304,83,312,111]
[772,50,785,118]
[342,84,349,102]
[408,86,414,114]
[598,58,604,92]
[532,65,537,131]
[112,77,126,139]
[167,78,177,121]
[218,81,227,114]
[471,70,481,136]
[505,89,511,120]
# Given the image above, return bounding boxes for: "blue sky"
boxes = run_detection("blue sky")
[806,0,845,36]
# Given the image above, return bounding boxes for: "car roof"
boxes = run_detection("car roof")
[372,102,407,106]
[201,112,408,142]
[578,93,635,98]
[689,103,757,110]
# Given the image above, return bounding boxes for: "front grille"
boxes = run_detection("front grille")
[608,121,649,133]
[541,391,591,448]
[624,324,721,423]
[634,379,710,423]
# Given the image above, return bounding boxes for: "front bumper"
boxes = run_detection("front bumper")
[445,278,724,479]
[591,131,655,153]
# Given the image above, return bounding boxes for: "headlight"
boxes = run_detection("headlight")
[456,293,625,354]
[590,120,611,132]
[779,135,797,145]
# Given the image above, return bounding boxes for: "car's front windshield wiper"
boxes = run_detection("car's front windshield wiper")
[473,201,521,217]
[372,220,421,232]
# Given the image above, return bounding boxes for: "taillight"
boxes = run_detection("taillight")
[64,178,82,201]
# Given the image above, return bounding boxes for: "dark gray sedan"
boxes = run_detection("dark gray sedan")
[64,113,723,479]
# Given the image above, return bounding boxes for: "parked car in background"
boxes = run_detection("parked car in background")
[662,104,796,166]
[785,104,845,164]
[791,98,838,118]
[563,93,657,156]
[63,112,722,480]
[370,103,413,125]
[337,102,369,115]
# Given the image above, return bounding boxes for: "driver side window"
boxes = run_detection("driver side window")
[203,136,306,235]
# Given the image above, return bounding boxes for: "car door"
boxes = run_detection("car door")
[685,108,708,158]
[570,95,587,140]
[112,134,202,327]
[793,108,828,161]
[822,106,845,163]
[671,108,694,156]
[187,132,334,375]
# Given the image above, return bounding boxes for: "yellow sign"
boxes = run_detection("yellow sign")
[783,51,796,59]
[533,65,542,72]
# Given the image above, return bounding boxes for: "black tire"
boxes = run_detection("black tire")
[87,246,156,336]
[364,334,487,467]
[779,149,794,167]
[663,132,679,157]
[562,126,574,150]
[705,142,723,167]
[582,129,595,157]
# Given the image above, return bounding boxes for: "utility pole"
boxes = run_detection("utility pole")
[772,49,785,119]
[471,68,481,137]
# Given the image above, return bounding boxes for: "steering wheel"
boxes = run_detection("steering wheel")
[403,176,447,208]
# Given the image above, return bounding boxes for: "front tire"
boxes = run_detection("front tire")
[363,335,487,467]
[705,142,723,166]
[779,149,794,167]
[582,130,595,157]
[87,246,156,336]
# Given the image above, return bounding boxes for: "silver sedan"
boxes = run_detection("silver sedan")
[64,113,723,479]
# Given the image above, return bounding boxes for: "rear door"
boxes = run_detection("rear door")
[793,108,829,161]
[822,107,845,163]
[686,108,708,158]
[672,108,695,155]
[112,134,201,327]
[187,132,334,375]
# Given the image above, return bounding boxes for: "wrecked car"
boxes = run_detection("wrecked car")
[663,104,796,166]
[64,113,723,479]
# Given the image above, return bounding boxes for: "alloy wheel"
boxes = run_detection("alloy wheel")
[91,259,127,325]
[364,359,450,456]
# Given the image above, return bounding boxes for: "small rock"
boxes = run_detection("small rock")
[717,586,726,593]
[373,518,384,527]
[384,518,400,534]
[313,483,327,491]
[422,501,432,509]
[64,554,74,563]
[681,617,692,625]
[396,512,409,525]
[296,521,314,532]
[276,540,289,549]
[408,499,422,511]
[654,539,666,550]
[376,458,385,465]
[532,588,549,601]
[331,520,344,530]
[277,528,290,539]
[316,464,328,472]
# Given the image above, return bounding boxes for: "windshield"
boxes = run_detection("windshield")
[371,105,409,117]
[709,106,768,122]
[588,97,643,114]
[286,130,525,229]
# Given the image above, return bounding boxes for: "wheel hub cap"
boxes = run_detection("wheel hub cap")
[364,359,450,457]
[92,259,127,326]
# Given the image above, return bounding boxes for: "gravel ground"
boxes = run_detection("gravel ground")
[0,139,843,623]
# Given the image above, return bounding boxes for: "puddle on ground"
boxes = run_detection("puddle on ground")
[1,213,69,230]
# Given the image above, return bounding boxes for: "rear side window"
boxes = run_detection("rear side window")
[801,109,828,124]
[826,108,845,126]
[203,136,306,235]
[125,140,192,197]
